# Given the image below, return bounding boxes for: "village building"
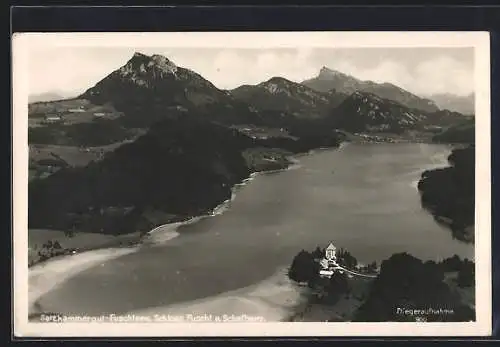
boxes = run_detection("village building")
[68,106,86,113]
[43,113,63,123]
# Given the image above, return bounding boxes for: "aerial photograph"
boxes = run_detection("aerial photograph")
[24,42,477,325]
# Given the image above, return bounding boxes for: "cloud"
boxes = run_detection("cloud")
[28,48,127,97]
[322,55,473,97]
[332,59,413,84]
[27,47,474,97]
[414,56,474,96]
[194,48,318,89]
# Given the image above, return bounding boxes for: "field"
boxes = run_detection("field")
[28,228,142,267]
[28,97,147,180]
[28,98,126,136]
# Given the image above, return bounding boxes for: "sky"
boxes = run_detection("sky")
[28,47,474,98]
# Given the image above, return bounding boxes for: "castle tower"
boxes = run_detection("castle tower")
[318,242,338,278]
[325,242,337,262]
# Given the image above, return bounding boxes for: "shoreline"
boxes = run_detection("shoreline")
[29,247,138,318]
[27,144,313,268]
[27,140,458,319]
[30,265,309,322]
[27,138,451,271]
[28,230,144,268]
[27,140,472,322]
[416,144,475,245]
[122,267,309,323]
[28,137,444,264]
[27,145,315,316]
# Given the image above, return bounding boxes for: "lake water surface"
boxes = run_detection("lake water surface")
[32,143,474,318]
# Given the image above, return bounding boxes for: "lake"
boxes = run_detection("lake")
[31,143,474,319]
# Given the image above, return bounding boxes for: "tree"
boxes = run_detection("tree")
[288,250,317,284]
[424,260,444,283]
[440,254,463,272]
[457,260,474,287]
[354,253,470,322]
[311,246,323,259]
[337,248,358,269]
[327,272,349,295]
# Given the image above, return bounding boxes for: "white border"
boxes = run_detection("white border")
[12,32,492,337]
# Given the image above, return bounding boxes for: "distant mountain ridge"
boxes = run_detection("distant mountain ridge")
[29,92,67,103]
[29,52,473,148]
[78,52,312,129]
[31,52,471,144]
[230,76,347,118]
[430,93,474,115]
[28,53,334,147]
[302,67,439,113]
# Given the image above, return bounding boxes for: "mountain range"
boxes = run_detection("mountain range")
[29,53,474,135]
[78,52,308,130]
[301,67,475,116]
[302,67,442,113]
[230,76,347,119]
[28,52,475,236]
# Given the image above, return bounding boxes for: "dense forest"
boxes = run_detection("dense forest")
[28,115,342,235]
[288,247,475,322]
[353,253,474,322]
[418,145,475,243]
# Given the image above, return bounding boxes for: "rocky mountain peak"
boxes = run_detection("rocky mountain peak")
[118,52,178,82]
[304,67,440,112]
[318,66,346,79]
[132,51,148,59]
[80,51,228,111]
[150,54,177,71]
[259,77,295,94]
[265,76,290,84]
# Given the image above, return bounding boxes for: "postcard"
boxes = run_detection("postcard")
[12,31,491,337]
